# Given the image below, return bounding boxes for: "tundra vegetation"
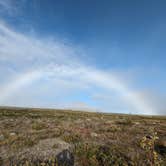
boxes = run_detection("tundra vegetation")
[0,107,165,166]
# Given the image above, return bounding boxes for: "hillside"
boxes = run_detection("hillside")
[0,107,165,166]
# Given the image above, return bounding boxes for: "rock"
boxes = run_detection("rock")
[10,138,73,165]
[56,149,74,166]
[134,122,140,125]
[105,120,113,124]
[29,138,71,158]
[15,149,74,166]
[0,134,4,141]
[91,132,98,137]
[10,132,16,136]
[86,118,91,122]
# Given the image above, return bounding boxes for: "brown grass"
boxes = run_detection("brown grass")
[0,107,165,165]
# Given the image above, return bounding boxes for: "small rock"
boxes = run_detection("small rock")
[105,120,113,124]
[10,132,16,136]
[134,122,140,125]
[91,132,98,137]
[0,134,4,141]
[86,118,91,122]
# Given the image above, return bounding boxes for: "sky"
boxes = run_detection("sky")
[0,0,166,115]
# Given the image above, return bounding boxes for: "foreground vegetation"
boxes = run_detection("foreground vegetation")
[0,107,165,166]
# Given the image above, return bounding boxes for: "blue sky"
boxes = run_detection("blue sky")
[0,0,166,115]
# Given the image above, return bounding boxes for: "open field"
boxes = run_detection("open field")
[0,107,165,166]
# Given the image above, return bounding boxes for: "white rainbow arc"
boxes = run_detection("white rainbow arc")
[0,65,155,115]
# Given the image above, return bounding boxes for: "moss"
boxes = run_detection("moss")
[62,133,82,144]
[115,118,133,125]
[32,122,47,130]
[5,135,37,150]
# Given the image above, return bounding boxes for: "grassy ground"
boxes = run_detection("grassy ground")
[0,107,166,166]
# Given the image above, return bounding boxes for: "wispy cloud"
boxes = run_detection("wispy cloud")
[0,0,13,10]
[0,21,79,68]
[0,0,21,15]
[0,20,163,115]
[0,0,28,17]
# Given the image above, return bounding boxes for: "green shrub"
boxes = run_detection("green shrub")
[140,130,163,166]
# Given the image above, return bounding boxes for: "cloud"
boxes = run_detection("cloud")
[0,0,17,15]
[0,22,79,69]
[0,20,163,115]
[0,0,26,16]
[0,0,13,10]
